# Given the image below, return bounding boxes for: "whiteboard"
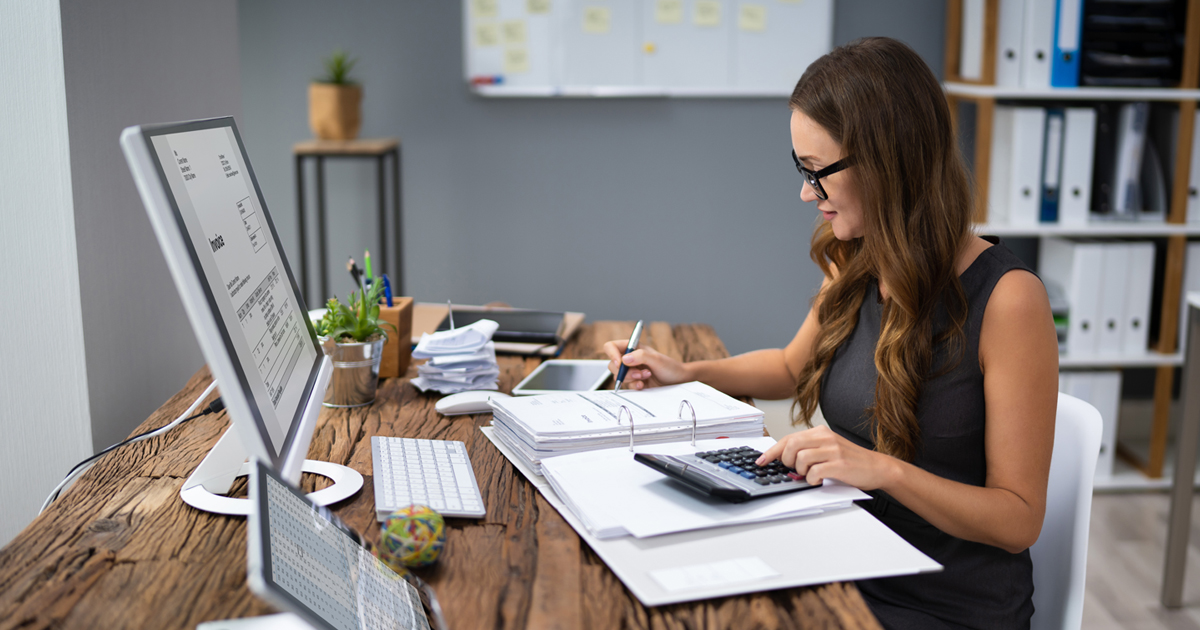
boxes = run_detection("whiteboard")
[463,0,833,97]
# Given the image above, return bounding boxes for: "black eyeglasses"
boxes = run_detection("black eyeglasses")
[792,150,854,201]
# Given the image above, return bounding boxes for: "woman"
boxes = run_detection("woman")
[603,38,1058,629]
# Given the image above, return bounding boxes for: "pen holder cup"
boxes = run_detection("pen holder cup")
[322,337,386,408]
[378,297,413,379]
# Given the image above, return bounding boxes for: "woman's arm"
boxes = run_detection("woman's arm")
[758,270,1058,553]
[601,274,832,399]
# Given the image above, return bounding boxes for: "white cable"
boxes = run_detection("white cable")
[40,380,218,514]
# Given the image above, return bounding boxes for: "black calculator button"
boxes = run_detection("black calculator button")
[754,477,771,485]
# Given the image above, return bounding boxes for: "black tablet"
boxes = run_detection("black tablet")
[436,309,563,344]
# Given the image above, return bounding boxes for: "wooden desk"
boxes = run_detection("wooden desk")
[0,322,880,629]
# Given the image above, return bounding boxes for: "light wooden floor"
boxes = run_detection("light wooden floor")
[755,399,1200,628]
[1084,492,1200,629]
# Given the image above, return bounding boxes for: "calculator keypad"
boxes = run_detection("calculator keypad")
[694,447,802,487]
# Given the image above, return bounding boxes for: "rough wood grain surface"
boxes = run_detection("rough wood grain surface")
[0,323,880,630]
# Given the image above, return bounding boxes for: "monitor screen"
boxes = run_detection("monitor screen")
[142,120,321,463]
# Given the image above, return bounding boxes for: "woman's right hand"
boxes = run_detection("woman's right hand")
[601,340,692,390]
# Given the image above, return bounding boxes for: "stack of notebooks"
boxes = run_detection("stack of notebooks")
[489,381,766,475]
[410,319,500,394]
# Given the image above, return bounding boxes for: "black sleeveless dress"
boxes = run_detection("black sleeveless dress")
[819,237,1037,630]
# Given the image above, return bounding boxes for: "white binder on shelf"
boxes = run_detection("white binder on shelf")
[1096,243,1130,355]
[1059,371,1120,480]
[1112,102,1150,219]
[1188,110,1200,223]
[1020,0,1055,88]
[1180,242,1200,350]
[996,0,1025,87]
[959,0,985,80]
[1011,107,1048,226]
[1059,107,1097,226]
[1123,242,1155,355]
[1040,238,1104,356]
[988,106,1015,226]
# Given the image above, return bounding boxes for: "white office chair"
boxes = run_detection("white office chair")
[1029,392,1103,630]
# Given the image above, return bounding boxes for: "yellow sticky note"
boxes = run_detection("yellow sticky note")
[655,0,684,24]
[475,23,500,47]
[694,1,722,27]
[739,4,766,31]
[472,0,499,19]
[528,0,552,13]
[503,20,527,44]
[504,47,530,74]
[583,7,611,33]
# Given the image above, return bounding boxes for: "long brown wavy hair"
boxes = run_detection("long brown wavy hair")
[790,38,973,462]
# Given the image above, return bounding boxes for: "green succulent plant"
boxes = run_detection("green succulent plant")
[318,49,359,85]
[314,281,394,343]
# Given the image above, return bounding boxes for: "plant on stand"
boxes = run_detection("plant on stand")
[314,281,395,407]
[309,49,362,140]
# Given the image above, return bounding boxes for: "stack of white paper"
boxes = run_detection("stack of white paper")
[540,437,870,539]
[410,320,501,394]
[489,381,766,475]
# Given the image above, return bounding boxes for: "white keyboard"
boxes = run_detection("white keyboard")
[371,437,486,520]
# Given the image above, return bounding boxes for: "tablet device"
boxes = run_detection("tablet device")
[511,360,612,396]
[436,309,563,345]
[247,458,445,630]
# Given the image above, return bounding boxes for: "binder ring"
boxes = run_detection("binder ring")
[617,405,635,451]
[678,400,697,446]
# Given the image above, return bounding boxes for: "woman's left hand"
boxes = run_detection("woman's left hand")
[756,425,897,491]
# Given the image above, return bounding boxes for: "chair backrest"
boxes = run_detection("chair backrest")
[1029,393,1103,630]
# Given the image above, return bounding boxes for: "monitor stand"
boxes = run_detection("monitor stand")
[180,423,363,516]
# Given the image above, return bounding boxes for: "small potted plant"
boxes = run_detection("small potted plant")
[309,49,362,140]
[314,281,395,407]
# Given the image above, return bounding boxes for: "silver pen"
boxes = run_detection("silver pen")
[614,320,644,393]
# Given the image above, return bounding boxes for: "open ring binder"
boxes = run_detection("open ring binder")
[678,400,697,446]
[616,400,698,451]
[617,405,635,451]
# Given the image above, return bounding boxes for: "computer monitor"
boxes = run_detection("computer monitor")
[121,117,361,515]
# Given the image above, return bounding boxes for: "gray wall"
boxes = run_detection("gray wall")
[239,0,946,357]
[61,0,241,451]
[0,0,93,548]
[0,0,241,547]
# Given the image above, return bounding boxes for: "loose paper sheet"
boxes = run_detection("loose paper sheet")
[651,557,779,592]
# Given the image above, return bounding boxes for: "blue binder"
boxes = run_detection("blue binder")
[1051,0,1083,87]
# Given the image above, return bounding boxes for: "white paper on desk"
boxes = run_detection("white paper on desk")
[539,437,870,539]
[650,557,779,593]
[492,381,762,438]
[410,375,499,394]
[413,319,498,357]
[427,342,496,366]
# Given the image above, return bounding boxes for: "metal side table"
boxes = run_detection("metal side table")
[1164,292,1200,607]
[294,138,401,303]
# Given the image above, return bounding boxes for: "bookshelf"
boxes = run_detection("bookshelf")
[944,0,1200,481]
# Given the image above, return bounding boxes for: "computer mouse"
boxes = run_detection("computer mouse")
[435,390,512,416]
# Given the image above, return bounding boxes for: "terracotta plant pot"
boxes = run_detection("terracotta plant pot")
[309,83,362,140]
